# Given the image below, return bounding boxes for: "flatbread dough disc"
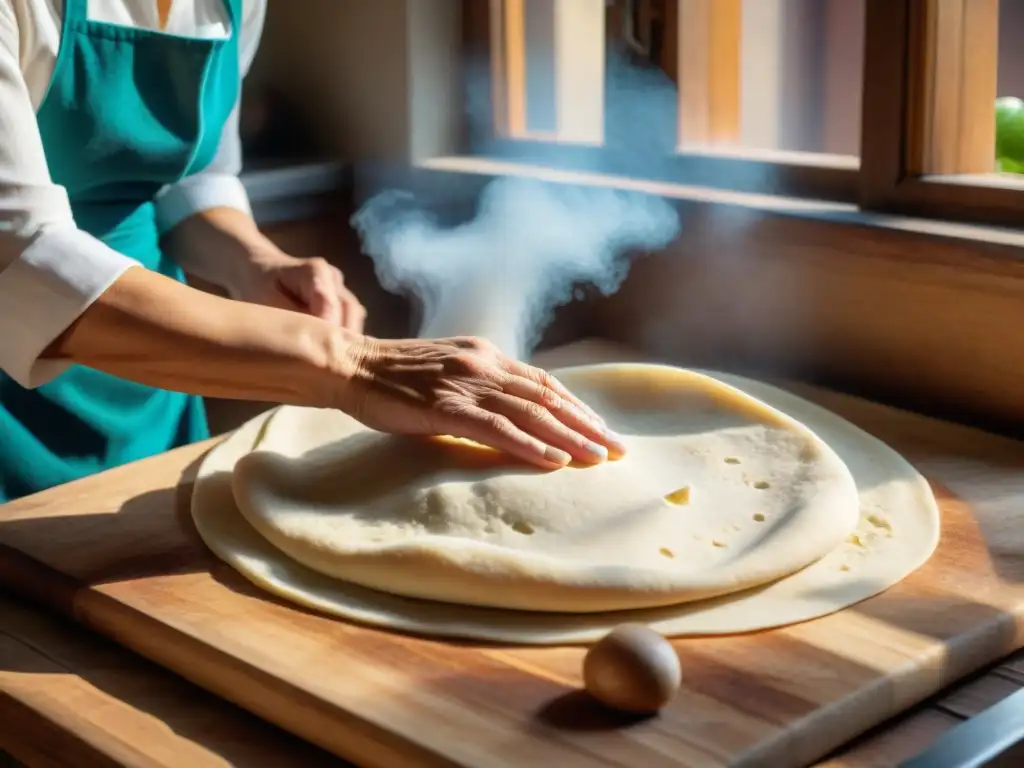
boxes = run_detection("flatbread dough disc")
[191,365,941,644]
[229,365,860,612]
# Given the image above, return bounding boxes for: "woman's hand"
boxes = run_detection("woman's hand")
[339,335,626,470]
[163,207,367,333]
[237,251,367,334]
[50,266,618,470]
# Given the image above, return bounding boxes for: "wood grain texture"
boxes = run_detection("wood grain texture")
[675,0,741,146]
[1,338,1024,767]
[906,0,998,176]
[499,0,527,137]
[858,0,909,207]
[0,594,340,768]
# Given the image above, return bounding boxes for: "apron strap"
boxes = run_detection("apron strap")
[63,0,88,23]
[223,0,242,30]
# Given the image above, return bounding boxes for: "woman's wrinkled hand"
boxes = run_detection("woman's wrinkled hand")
[238,251,367,335]
[338,335,626,470]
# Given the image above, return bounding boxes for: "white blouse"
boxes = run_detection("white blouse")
[0,0,266,388]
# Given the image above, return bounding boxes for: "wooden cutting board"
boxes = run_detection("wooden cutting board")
[2,338,1024,768]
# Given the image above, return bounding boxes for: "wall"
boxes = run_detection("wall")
[247,0,461,164]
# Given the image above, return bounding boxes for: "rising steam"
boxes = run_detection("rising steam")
[351,176,680,360]
[352,36,683,360]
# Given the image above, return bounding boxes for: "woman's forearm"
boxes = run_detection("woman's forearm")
[37,267,621,471]
[163,206,280,297]
[43,266,357,407]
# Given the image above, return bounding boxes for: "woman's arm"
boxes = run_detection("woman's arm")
[44,265,349,408]
[162,204,272,298]
[45,267,623,470]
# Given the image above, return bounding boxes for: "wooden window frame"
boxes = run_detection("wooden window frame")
[860,0,1024,228]
[462,0,858,203]
[464,0,1024,229]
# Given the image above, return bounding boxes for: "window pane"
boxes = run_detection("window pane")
[476,0,864,160]
[665,0,864,157]
[739,0,863,156]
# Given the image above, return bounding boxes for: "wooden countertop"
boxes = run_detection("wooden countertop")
[0,592,341,767]
[2,586,1022,768]
[3,337,1024,766]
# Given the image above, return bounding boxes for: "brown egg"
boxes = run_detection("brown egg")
[582,624,682,714]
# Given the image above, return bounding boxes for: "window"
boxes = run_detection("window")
[461,0,1024,228]
[861,0,1024,227]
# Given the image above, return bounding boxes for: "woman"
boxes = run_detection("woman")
[0,0,622,503]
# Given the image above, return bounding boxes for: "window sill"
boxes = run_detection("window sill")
[415,155,1024,250]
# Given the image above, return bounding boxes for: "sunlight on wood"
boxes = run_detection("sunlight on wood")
[418,155,857,214]
[497,0,527,137]
[490,0,604,144]
[676,144,858,169]
[787,614,952,706]
[908,0,999,175]
[676,0,741,146]
[925,172,1024,191]
[553,0,605,144]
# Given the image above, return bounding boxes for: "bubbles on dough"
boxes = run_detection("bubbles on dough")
[867,514,893,535]
[663,486,691,505]
[511,520,536,536]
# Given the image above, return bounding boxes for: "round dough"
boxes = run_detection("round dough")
[229,365,860,612]
[191,365,941,644]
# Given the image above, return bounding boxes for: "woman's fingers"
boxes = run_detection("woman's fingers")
[299,259,343,325]
[483,392,610,464]
[451,407,573,470]
[353,335,625,469]
[333,270,367,334]
[339,289,367,334]
[500,374,626,459]
[504,359,605,424]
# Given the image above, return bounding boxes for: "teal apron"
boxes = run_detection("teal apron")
[0,0,242,502]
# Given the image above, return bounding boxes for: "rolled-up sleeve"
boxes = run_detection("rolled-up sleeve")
[0,1,137,388]
[153,0,268,233]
